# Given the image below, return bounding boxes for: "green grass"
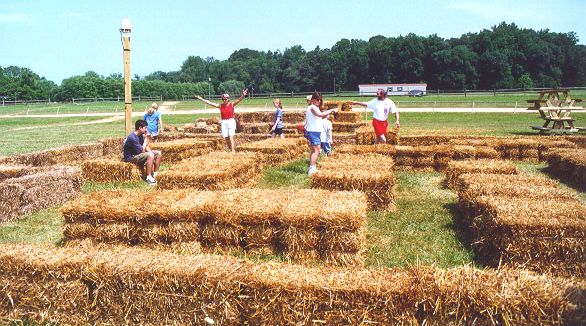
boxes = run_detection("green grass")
[366,171,475,268]
[0,181,148,246]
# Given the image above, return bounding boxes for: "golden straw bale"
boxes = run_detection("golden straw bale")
[320,227,366,253]
[236,138,305,167]
[242,224,277,251]
[399,135,450,146]
[332,122,363,133]
[0,164,47,182]
[205,188,284,225]
[444,159,518,190]
[157,151,262,189]
[471,195,586,276]
[200,221,243,247]
[332,111,360,123]
[63,221,179,245]
[335,144,396,156]
[474,146,500,159]
[320,250,364,267]
[1,244,584,325]
[355,125,399,145]
[81,159,143,182]
[313,154,396,211]
[493,138,540,161]
[547,148,586,190]
[322,101,341,110]
[150,139,213,162]
[340,101,354,111]
[0,275,91,324]
[97,137,125,157]
[0,166,82,223]
[239,122,272,134]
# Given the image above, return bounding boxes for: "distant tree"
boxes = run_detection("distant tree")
[219,80,245,95]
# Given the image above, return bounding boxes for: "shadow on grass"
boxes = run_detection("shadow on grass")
[443,202,487,268]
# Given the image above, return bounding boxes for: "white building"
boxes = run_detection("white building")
[358,83,427,96]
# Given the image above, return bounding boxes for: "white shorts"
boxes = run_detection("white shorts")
[221,118,236,138]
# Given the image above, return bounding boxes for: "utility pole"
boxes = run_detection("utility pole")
[120,18,133,134]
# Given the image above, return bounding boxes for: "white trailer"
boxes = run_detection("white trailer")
[358,83,427,96]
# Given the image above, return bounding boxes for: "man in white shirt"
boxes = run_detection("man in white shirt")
[353,89,400,143]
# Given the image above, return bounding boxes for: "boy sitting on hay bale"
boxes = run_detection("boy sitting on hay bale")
[123,119,162,185]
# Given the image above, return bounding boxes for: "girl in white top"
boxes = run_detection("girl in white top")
[305,91,337,175]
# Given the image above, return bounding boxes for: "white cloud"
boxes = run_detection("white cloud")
[0,13,30,23]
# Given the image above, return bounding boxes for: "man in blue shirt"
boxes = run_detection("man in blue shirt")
[123,119,161,185]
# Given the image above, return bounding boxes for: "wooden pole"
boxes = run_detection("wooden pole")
[122,36,132,135]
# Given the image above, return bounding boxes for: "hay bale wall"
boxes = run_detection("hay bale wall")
[0,143,104,167]
[355,125,399,145]
[149,139,214,163]
[546,148,586,191]
[312,153,397,211]
[81,159,143,182]
[0,243,583,325]
[444,159,518,190]
[455,172,586,277]
[236,137,306,167]
[157,151,263,190]
[0,166,82,223]
[61,188,368,266]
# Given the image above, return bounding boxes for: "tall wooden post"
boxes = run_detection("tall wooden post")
[122,36,132,134]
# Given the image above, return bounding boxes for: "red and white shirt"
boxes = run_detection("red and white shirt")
[367,98,397,121]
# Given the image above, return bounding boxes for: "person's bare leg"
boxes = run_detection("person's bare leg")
[145,155,154,176]
[154,154,161,172]
[280,133,284,139]
[310,145,320,166]
[377,135,387,144]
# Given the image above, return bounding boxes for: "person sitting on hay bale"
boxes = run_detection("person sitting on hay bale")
[194,88,249,152]
[123,119,162,186]
[306,91,338,175]
[143,102,163,143]
[353,88,400,144]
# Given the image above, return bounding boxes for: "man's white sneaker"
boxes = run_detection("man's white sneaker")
[146,175,157,186]
[308,166,318,175]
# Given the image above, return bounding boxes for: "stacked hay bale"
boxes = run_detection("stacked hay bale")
[157,151,262,189]
[434,144,500,170]
[235,111,305,135]
[81,159,143,182]
[61,188,368,266]
[444,159,518,190]
[355,124,399,145]
[0,143,104,166]
[0,243,584,325]
[0,166,82,223]
[97,137,125,158]
[336,144,396,156]
[536,138,578,161]
[546,148,586,190]
[236,137,306,167]
[183,118,220,133]
[0,164,47,182]
[330,110,363,134]
[149,138,214,163]
[312,153,397,211]
[394,145,435,170]
[455,172,586,277]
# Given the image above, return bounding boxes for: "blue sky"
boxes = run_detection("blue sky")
[1,0,584,84]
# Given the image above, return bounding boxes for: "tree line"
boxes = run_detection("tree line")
[2,22,585,101]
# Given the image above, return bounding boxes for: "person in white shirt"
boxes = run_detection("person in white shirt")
[320,114,333,156]
[305,91,337,175]
[353,89,400,143]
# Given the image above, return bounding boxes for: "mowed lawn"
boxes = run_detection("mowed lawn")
[1,111,584,269]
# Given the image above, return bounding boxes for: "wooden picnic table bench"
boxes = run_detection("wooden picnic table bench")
[527,89,584,134]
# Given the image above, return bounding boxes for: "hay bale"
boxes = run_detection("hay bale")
[157,151,263,190]
[0,164,46,182]
[399,135,450,146]
[312,154,397,211]
[236,138,306,167]
[336,144,396,156]
[546,148,586,191]
[332,122,363,133]
[444,159,518,190]
[0,166,82,223]
[81,159,143,182]
[355,125,399,145]
[470,195,586,277]
[149,138,213,162]
[97,137,125,157]
[332,111,360,123]
[493,138,540,161]
[0,244,584,325]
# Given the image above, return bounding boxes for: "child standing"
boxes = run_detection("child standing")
[271,99,284,139]
[320,114,333,156]
[144,102,163,143]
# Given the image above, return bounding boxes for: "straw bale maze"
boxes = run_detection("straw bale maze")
[1,103,585,324]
